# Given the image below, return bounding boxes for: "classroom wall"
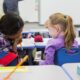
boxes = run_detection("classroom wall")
[0,0,4,18]
[39,0,80,25]
[19,0,38,22]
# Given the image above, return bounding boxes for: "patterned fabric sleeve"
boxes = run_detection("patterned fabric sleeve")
[0,35,11,53]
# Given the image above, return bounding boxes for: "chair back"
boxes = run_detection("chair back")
[54,48,80,66]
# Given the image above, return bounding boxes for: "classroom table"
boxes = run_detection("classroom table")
[35,42,46,48]
[62,63,80,80]
[0,65,71,80]
[22,31,34,38]
[18,38,80,48]
[22,29,49,38]
[17,38,35,49]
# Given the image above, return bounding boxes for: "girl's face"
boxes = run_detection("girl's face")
[6,27,23,44]
[48,26,58,38]
[9,28,23,40]
[45,20,61,38]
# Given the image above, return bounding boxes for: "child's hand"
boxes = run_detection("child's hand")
[15,34,22,44]
[17,38,22,44]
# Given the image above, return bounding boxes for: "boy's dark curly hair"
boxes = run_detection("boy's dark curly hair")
[0,13,24,36]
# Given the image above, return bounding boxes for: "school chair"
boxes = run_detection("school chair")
[54,48,80,66]
[0,51,18,66]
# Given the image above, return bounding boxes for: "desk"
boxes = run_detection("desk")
[0,65,71,80]
[17,39,35,49]
[62,63,80,80]
[35,42,46,48]
[22,32,34,38]
[22,29,49,38]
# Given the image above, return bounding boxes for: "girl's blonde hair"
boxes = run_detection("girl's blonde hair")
[49,13,76,49]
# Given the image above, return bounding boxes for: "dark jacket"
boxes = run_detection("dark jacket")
[3,0,23,15]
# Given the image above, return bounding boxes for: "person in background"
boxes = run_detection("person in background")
[3,0,23,15]
[27,33,33,38]
[39,13,78,65]
[34,32,43,42]
[0,12,24,54]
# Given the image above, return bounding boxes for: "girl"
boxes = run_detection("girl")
[39,13,78,65]
[0,13,24,55]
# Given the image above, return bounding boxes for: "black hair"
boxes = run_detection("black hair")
[35,32,41,36]
[0,13,24,36]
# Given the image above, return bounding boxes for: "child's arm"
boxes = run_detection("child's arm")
[39,46,56,65]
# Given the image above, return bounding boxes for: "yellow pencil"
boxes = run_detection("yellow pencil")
[3,55,28,80]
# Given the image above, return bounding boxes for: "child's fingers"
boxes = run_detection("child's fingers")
[17,38,22,44]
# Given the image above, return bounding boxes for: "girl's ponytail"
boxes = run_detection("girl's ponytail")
[64,16,76,49]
